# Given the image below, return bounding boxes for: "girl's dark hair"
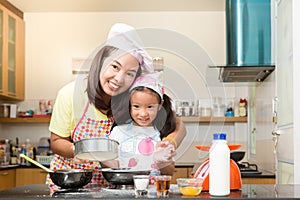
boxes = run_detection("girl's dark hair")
[112,87,176,140]
[86,46,142,118]
[154,92,176,139]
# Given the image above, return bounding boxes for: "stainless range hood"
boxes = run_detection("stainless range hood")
[216,0,275,82]
[219,65,275,82]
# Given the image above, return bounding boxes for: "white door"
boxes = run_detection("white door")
[275,0,296,184]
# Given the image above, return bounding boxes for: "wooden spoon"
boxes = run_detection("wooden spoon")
[19,153,53,173]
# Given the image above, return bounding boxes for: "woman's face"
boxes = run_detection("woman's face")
[100,53,140,96]
[130,89,162,127]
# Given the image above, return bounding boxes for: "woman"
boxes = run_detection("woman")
[47,23,186,189]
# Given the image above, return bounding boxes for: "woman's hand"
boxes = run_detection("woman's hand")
[73,157,90,164]
[101,160,119,168]
[167,117,187,148]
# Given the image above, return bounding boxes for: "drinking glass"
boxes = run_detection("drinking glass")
[133,175,150,197]
[155,175,171,197]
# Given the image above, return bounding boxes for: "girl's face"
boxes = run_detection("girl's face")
[100,52,140,96]
[130,89,163,127]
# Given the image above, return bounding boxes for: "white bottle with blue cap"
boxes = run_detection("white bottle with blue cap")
[209,133,230,196]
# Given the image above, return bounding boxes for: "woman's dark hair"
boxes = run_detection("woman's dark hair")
[86,46,142,118]
[112,86,176,140]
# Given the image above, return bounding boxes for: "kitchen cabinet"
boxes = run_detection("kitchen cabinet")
[241,177,275,184]
[171,166,193,184]
[0,169,15,190]
[0,3,25,101]
[15,168,47,186]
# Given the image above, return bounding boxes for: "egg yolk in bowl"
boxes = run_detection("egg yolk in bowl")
[177,178,203,196]
[179,186,203,196]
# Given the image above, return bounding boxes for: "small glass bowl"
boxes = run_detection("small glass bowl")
[177,178,204,196]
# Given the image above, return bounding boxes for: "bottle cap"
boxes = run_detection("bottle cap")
[213,133,226,140]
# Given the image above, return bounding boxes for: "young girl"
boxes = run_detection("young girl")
[109,72,177,175]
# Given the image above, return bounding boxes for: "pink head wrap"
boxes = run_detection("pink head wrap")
[106,23,154,73]
[130,71,164,99]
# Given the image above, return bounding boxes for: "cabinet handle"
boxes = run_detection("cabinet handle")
[1,172,9,176]
[8,92,17,97]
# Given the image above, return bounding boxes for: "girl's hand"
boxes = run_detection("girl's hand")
[153,143,176,164]
[156,140,176,158]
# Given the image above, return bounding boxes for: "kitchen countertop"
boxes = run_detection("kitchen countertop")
[0,184,300,199]
[0,164,50,170]
[241,170,275,178]
[1,164,275,179]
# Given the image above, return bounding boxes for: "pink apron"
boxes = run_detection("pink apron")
[47,101,113,191]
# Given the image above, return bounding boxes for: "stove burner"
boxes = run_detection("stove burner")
[238,162,257,170]
[50,184,134,198]
[105,184,134,190]
[238,162,262,174]
[102,185,135,197]
[52,188,90,197]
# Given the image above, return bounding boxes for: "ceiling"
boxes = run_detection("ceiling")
[7,0,225,12]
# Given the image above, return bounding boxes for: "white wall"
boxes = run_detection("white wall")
[23,12,226,100]
[293,0,300,184]
[1,11,249,164]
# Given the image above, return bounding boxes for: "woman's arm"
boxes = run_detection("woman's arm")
[50,132,75,158]
[164,117,186,148]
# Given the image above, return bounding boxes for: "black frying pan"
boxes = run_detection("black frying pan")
[20,153,94,189]
[100,168,150,185]
[49,169,94,189]
[230,151,245,163]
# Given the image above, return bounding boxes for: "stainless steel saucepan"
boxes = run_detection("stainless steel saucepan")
[74,138,119,161]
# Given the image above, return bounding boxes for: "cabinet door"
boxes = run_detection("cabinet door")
[16,168,47,186]
[171,167,187,184]
[0,5,24,100]
[0,169,16,190]
[187,167,193,178]
[7,14,16,96]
